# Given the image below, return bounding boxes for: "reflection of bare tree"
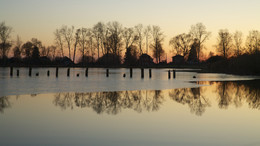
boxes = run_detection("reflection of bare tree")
[0,96,11,113]
[214,80,260,110]
[215,82,232,109]
[52,80,260,115]
[242,80,260,110]
[53,93,74,110]
[53,90,164,115]
[232,82,243,108]
[150,90,164,112]
[189,88,210,116]
[169,87,210,116]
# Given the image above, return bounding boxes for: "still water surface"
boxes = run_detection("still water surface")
[1,79,260,146]
[0,67,257,96]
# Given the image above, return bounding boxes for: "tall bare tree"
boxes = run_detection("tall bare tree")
[233,31,243,56]
[72,29,80,63]
[86,29,95,62]
[144,25,151,54]
[216,29,233,58]
[189,23,211,60]
[107,21,123,56]
[54,29,64,57]
[245,30,260,54]
[122,27,137,49]
[151,25,164,63]
[60,25,74,59]
[0,22,12,59]
[79,28,88,61]
[169,33,192,57]
[135,24,144,54]
[93,22,106,59]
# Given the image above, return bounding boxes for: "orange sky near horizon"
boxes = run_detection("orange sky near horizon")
[1,0,260,61]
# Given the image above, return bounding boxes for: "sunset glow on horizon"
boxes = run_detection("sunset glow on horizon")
[1,0,260,60]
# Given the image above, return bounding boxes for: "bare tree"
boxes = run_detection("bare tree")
[86,29,95,62]
[0,22,12,59]
[78,28,88,61]
[216,29,233,58]
[245,30,260,54]
[107,21,123,56]
[122,27,137,50]
[233,31,243,56]
[60,25,74,59]
[134,24,144,54]
[13,35,22,59]
[151,25,164,63]
[144,25,151,54]
[189,23,211,60]
[169,33,192,57]
[72,29,80,63]
[54,29,64,57]
[93,22,105,59]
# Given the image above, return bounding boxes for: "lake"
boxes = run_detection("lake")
[0,67,259,146]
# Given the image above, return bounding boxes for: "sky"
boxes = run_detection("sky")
[1,0,260,58]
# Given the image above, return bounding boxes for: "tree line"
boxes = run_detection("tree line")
[0,21,260,66]
[169,23,260,60]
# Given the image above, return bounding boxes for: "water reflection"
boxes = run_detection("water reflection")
[0,96,11,113]
[214,80,260,110]
[169,87,211,116]
[53,90,164,115]
[0,80,259,116]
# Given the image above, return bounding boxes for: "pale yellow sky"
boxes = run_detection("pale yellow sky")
[1,0,260,58]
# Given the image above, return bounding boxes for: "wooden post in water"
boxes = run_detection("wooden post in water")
[47,70,50,76]
[29,67,32,77]
[149,69,152,78]
[67,68,70,77]
[141,68,144,78]
[168,70,171,79]
[56,67,59,77]
[10,67,13,76]
[17,69,19,77]
[106,69,109,77]
[85,68,88,77]
[173,70,176,79]
[130,68,133,78]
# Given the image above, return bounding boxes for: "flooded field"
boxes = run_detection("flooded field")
[0,68,259,146]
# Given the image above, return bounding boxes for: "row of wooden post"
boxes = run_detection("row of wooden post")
[9,67,176,79]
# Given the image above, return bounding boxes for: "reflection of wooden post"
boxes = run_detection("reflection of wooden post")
[47,70,50,76]
[141,68,144,78]
[85,68,88,77]
[130,68,133,78]
[10,67,13,76]
[106,69,109,77]
[168,70,171,79]
[67,68,70,77]
[56,67,59,77]
[149,69,152,78]
[173,70,176,78]
[17,69,19,77]
[29,67,32,77]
